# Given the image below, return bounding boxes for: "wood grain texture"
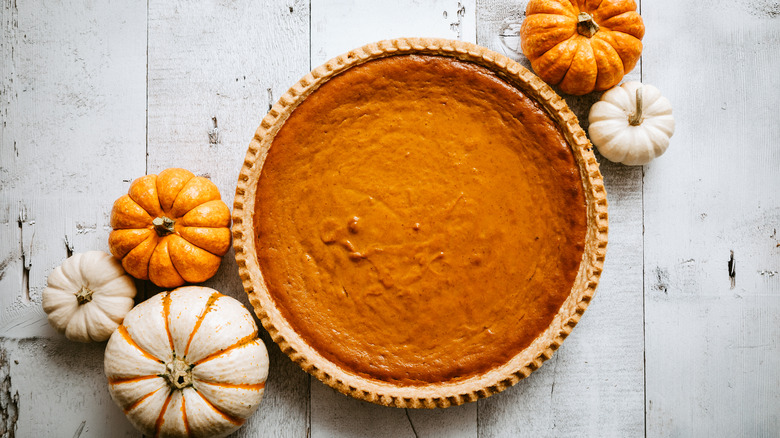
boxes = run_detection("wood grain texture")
[146,0,311,436]
[476,0,645,436]
[311,0,477,67]
[0,0,147,338]
[0,338,138,437]
[0,1,146,436]
[642,1,780,435]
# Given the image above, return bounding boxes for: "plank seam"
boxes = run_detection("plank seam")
[639,6,646,437]
[145,0,150,175]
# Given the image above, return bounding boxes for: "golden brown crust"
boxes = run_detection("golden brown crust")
[233,38,608,408]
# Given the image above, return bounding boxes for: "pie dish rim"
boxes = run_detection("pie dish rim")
[232,37,608,408]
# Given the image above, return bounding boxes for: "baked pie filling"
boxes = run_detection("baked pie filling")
[253,54,587,385]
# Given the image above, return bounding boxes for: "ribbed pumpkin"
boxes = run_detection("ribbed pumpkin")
[109,168,231,288]
[104,286,268,438]
[42,251,136,342]
[520,0,645,95]
[588,81,675,165]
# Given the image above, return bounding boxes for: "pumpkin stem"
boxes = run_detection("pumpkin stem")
[577,12,600,38]
[76,286,93,305]
[629,87,644,126]
[152,216,176,236]
[163,357,192,390]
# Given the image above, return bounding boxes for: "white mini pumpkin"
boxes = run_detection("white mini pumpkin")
[42,251,137,342]
[588,81,675,165]
[104,286,268,438]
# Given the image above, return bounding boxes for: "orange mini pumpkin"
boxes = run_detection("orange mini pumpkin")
[520,0,644,95]
[109,168,231,288]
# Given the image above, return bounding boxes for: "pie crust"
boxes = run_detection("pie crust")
[233,38,608,408]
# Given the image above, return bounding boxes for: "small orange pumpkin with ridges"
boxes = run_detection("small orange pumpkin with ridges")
[109,168,231,288]
[520,0,645,95]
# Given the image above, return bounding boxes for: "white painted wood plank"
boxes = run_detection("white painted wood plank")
[312,380,478,438]
[145,1,311,436]
[310,1,480,436]
[311,0,477,66]
[0,338,138,437]
[0,0,147,338]
[0,0,147,436]
[643,1,780,436]
[476,1,645,436]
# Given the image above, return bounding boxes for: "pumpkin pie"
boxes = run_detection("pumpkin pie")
[233,38,607,408]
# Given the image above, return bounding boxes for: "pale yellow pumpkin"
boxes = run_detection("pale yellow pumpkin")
[588,81,675,165]
[42,251,136,342]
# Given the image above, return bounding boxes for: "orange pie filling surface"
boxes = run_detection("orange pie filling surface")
[254,55,587,385]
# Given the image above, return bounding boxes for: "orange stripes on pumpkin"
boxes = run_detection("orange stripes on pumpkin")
[117,325,164,363]
[108,375,160,385]
[184,292,221,358]
[196,380,266,391]
[191,333,258,367]
[162,292,175,351]
[124,387,164,414]
[153,391,174,438]
[181,393,192,438]
[194,390,244,426]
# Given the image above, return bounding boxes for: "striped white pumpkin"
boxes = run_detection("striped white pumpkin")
[104,286,268,438]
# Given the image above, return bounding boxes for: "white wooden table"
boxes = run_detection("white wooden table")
[1,0,778,436]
